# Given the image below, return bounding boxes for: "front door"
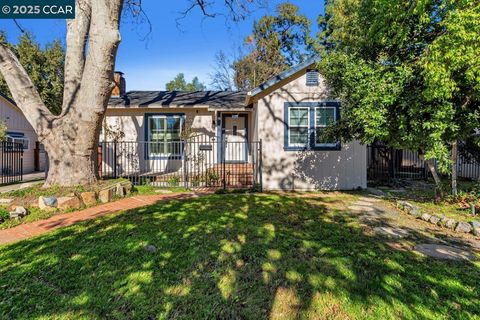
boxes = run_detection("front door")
[222,114,247,162]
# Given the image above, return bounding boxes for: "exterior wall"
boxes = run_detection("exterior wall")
[102,107,216,142]
[0,97,45,173]
[255,72,367,190]
[101,107,218,176]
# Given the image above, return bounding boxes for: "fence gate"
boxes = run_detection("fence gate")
[0,141,23,185]
[367,144,429,182]
[98,136,262,190]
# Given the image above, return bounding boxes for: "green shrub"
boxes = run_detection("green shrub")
[0,208,10,221]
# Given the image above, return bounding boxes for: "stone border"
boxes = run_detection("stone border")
[3,181,134,222]
[397,200,480,236]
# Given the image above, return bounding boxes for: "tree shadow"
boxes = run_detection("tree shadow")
[0,194,478,319]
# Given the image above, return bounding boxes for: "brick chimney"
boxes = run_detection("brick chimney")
[112,71,126,97]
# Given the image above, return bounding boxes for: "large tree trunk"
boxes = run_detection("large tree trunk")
[42,114,103,186]
[0,0,123,187]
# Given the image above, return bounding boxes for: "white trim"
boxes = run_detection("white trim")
[147,115,183,157]
[314,106,337,147]
[288,107,310,148]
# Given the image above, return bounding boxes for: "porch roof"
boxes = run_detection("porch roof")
[108,90,249,110]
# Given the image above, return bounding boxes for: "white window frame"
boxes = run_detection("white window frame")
[147,115,183,157]
[288,107,310,148]
[314,106,337,147]
[6,135,29,150]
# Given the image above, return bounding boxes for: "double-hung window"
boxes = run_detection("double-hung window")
[146,114,183,158]
[284,102,340,150]
[288,107,310,147]
[315,107,337,147]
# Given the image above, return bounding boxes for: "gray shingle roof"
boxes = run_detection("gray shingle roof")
[108,90,248,109]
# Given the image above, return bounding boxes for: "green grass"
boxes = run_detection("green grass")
[0,193,478,319]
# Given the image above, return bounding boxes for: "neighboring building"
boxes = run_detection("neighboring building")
[102,57,367,190]
[0,93,46,174]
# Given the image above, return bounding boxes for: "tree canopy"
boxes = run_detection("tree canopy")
[318,0,480,174]
[0,32,64,115]
[233,2,314,90]
[166,73,206,91]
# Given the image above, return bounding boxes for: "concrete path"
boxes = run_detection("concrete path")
[0,171,45,194]
[351,194,479,261]
[0,192,209,246]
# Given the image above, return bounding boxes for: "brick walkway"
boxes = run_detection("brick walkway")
[0,192,209,246]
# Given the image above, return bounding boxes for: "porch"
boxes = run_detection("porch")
[98,136,262,190]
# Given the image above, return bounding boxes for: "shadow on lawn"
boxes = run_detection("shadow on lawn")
[0,194,479,319]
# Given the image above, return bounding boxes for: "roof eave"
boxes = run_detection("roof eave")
[246,55,321,104]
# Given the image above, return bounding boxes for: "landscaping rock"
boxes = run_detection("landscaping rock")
[455,221,473,234]
[39,196,57,210]
[438,215,448,226]
[445,218,457,230]
[429,215,441,225]
[122,181,133,194]
[9,211,19,219]
[397,201,405,209]
[471,221,480,236]
[116,183,126,198]
[366,187,385,197]
[57,196,82,210]
[421,213,432,222]
[99,188,114,203]
[9,206,27,219]
[0,198,14,205]
[80,192,97,207]
[145,244,157,253]
[398,200,414,213]
[409,208,422,218]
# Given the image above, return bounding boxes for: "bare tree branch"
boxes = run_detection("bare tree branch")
[177,0,268,27]
[123,0,153,42]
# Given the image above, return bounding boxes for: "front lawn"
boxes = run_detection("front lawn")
[0,193,478,319]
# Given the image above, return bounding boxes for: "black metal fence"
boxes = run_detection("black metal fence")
[368,144,480,182]
[98,135,262,190]
[0,141,23,185]
[367,144,429,182]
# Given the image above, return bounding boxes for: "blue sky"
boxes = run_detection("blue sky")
[0,0,324,90]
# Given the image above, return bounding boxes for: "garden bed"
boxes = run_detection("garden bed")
[0,178,135,229]
[380,179,480,223]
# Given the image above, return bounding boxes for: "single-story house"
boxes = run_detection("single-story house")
[0,92,46,174]
[102,57,367,190]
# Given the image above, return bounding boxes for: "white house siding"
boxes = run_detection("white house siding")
[254,71,367,190]
[0,96,45,173]
[101,108,218,176]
